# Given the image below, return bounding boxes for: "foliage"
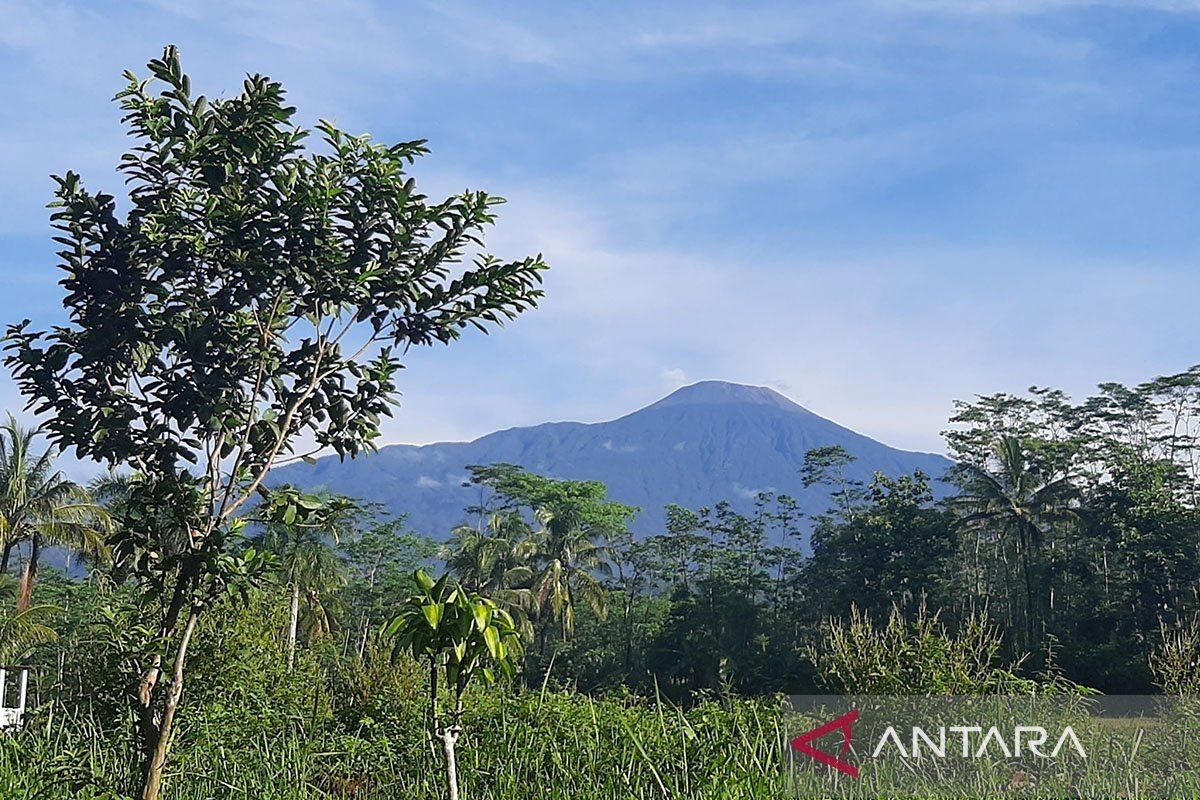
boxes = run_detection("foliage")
[386,569,524,800]
[806,470,955,621]
[810,603,1032,695]
[1149,614,1200,697]
[463,464,634,645]
[2,45,544,799]
[387,569,524,693]
[340,509,438,659]
[0,576,59,663]
[0,416,111,610]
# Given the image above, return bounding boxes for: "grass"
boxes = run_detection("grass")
[1,662,1197,799]
[0,687,796,799]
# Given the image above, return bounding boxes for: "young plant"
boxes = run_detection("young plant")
[387,570,523,800]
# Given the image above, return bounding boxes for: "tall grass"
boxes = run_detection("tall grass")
[0,689,794,799]
[6,688,1196,799]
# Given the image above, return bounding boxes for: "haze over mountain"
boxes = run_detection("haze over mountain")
[273,381,954,543]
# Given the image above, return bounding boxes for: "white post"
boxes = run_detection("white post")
[17,669,27,717]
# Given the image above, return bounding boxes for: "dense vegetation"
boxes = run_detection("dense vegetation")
[2,367,1200,797]
[0,46,1198,799]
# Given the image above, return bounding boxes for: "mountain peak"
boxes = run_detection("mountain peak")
[648,381,804,411]
[277,377,953,540]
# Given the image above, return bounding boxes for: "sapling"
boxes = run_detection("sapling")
[388,570,523,800]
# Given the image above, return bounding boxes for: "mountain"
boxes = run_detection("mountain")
[271,381,954,543]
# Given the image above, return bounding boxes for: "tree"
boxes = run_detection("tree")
[804,471,955,622]
[343,512,436,654]
[650,504,705,593]
[0,575,59,663]
[387,569,523,800]
[464,465,633,643]
[252,492,357,671]
[951,436,1078,651]
[0,416,110,611]
[801,445,866,522]
[443,511,536,636]
[3,47,545,800]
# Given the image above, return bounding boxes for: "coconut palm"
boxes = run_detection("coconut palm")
[951,436,1078,650]
[443,511,536,638]
[459,466,631,646]
[0,575,57,663]
[0,417,111,611]
[255,522,348,671]
[527,501,615,640]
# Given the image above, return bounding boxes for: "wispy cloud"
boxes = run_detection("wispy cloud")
[2,0,1198,462]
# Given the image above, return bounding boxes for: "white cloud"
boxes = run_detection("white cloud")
[661,368,688,389]
[734,483,776,500]
[416,475,442,489]
[3,0,1197,463]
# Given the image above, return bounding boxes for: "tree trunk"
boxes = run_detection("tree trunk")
[139,609,199,800]
[357,614,369,659]
[1018,532,1037,653]
[440,725,462,800]
[287,581,300,671]
[16,535,40,612]
[427,657,462,800]
[134,555,202,800]
[0,541,13,574]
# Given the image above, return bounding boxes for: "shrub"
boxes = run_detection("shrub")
[809,603,1032,694]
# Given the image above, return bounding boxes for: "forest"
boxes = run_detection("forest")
[0,47,1196,800]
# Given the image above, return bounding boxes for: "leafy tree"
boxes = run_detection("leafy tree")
[650,504,705,593]
[387,569,523,800]
[443,511,536,637]
[342,511,436,653]
[801,445,866,522]
[0,575,59,663]
[2,47,544,800]
[464,465,633,643]
[805,471,955,622]
[765,493,803,606]
[0,416,110,610]
[1093,456,1200,637]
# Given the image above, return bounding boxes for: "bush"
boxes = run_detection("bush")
[809,603,1034,694]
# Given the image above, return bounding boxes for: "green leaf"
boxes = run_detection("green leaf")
[483,625,501,659]
[421,604,442,629]
[414,570,435,592]
[472,602,491,632]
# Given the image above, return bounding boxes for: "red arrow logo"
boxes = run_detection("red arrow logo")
[790,709,859,778]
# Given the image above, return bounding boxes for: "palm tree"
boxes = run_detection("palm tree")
[0,417,110,611]
[255,522,347,671]
[458,466,629,648]
[527,502,614,641]
[443,511,536,639]
[0,576,57,663]
[951,436,1077,650]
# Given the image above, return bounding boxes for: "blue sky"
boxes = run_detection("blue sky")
[2,1,1199,457]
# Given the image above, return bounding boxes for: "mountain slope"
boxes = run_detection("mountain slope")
[272,381,954,541]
